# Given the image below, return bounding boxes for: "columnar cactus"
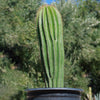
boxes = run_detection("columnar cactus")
[37,5,64,88]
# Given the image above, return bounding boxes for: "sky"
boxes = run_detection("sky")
[45,0,100,4]
[44,0,55,4]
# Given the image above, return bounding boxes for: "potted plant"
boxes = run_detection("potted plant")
[26,5,83,100]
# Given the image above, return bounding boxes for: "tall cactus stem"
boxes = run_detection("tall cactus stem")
[37,5,64,88]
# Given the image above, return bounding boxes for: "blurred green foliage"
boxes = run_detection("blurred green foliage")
[0,0,41,72]
[0,52,44,100]
[0,0,100,100]
[55,0,100,97]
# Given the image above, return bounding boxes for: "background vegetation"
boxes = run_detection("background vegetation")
[0,0,100,99]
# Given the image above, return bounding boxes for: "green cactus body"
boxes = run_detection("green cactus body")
[37,5,64,88]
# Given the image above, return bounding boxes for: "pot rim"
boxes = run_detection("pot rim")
[26,88,83,93]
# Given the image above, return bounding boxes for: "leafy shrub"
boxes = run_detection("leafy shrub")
[0,0,41,73]
[0,68,44,100]
[64,59,89,92]
[0,52,12,74]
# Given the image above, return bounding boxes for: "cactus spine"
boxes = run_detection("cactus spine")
[37,5,64,88]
